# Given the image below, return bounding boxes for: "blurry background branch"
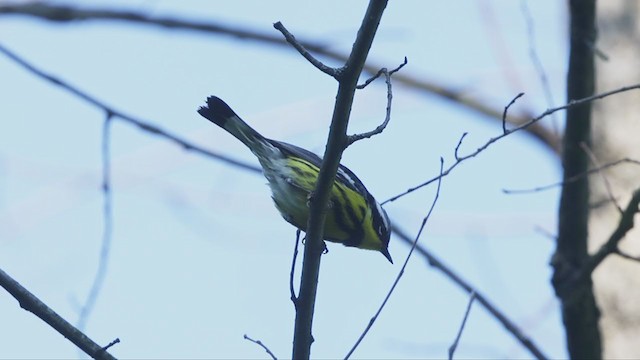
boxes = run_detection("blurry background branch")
[0,1,561,154]
[0,43,261,174]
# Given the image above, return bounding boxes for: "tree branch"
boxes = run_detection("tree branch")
[76,113,114,333]
[391,226,549,360]
[243,334,278,360]
[0,1,561,154]
[559,188,640,298]
[0,267,118,360]
[273,21,339,78]
[0,43,261,175]
[383,84,640,205]
[347,57,407,145]
[289,1,388,358]
[502,158,640,194]
[448,292,476,360]
[345,158,443,359]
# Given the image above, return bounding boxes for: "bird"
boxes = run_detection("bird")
[198,96,392,263]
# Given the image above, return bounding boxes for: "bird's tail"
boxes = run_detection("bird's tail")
[198,96,269,152]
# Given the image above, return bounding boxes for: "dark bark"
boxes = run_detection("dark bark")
[553,0,602,358]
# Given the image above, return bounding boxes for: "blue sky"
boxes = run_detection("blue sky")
[0,1,567,358]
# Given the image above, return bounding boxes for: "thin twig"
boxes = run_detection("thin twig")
[290,230,301,307]
[533,225,557,241]
[391,226,549,360]
[347,59,407,145]
[345,157,443,359]
[454,132,468,161]
[347,58,407,145]
[557,188,640,301]
[77,113,114,332]
[356,56,407,89]
[448,292,476,360]
[383,84,640,205]
[502,92,525,134]
[580,142,623,213]
[503,158,640,194]
[244,334,278,360]
[0,43,261,174]
[273,21,338,78]
[0,267,117,360]
[582,38,609,61]
[614,249,640,263]
[102,338,120,352]
[521,0,559,136]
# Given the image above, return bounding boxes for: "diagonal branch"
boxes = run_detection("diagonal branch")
[383,84,640,205]
[273,21,339,78]
[0,43,261,174]
[448,292,476,360]
[567,188,640,294]
[502,158,640,194]
[391,226,549,360]
[345,158,443,359]
[0,1,561,154]
[243,334,278,360]
[0,267,118,360]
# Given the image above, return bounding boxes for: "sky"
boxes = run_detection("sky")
[0,0,568,359]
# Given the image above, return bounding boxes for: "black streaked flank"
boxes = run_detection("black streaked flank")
[198,96,393,263]
[330,195,358,246]
[336,184,364,236]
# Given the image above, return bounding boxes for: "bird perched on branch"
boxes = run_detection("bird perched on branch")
[198,96,392,263]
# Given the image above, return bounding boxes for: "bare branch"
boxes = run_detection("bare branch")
[345,158,443,359]
[0,43,261,175]
[615,249,640,263]
[533,225,557,241]
[77,113,114,332]
[502,92,525,133]
[581,189,640,279]
[273,21,339,78]
[356,56,407,89]
[503,158,640,194]
[448,292,476,360]
[391,226,549,360]
[0,267,117,360]
[454,132,468,162]
[383,84,640,205]
[0,1,562,154]
[521,0,560,135]
[102,338,120,352]
[244,334,278,360]
[582,38,609,61]
[347,58,407,145]
[580,142,623,213]
[290,230,302,307]
[293,1,389,358]
[556,188,640,301]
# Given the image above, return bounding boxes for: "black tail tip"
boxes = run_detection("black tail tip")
[197,96,238,125]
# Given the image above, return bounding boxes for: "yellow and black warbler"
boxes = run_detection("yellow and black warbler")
[198,96,392,263]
